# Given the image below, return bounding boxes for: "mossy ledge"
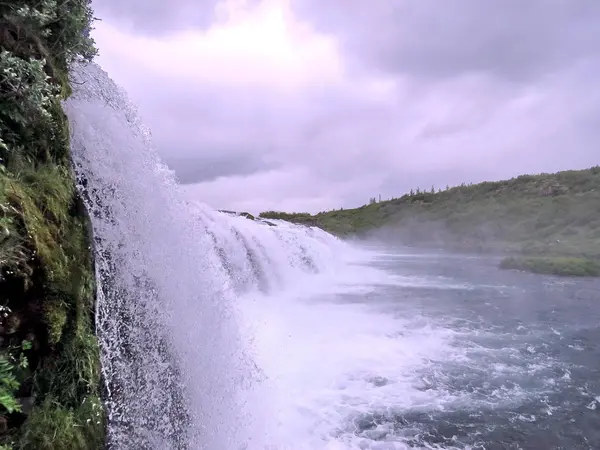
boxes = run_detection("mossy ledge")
[0,1,104,449]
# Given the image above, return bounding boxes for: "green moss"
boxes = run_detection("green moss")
[499,256,600,277]
[2,166,74,282]
[0,1,103,447]
[42,299,67,346]
[259,211,318,226]
[18,395,104,450]
[34,316,101,409]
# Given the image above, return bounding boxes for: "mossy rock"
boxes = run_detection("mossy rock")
[0,2,104,448]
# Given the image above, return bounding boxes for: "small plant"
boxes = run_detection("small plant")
[0,50,59,117]
[0,310,32,416]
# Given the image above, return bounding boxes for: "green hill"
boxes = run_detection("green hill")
[260,167,600,275]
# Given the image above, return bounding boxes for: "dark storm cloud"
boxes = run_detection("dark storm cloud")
[292,0,600,81]
[125,79,284,183]
[166,154,276,184]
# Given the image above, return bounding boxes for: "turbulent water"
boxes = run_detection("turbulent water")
[65,62,350,449]
[65,63,600,450]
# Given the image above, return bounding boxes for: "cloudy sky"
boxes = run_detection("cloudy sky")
[91,0,599,214]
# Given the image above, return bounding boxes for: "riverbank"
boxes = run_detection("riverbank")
[499,256,600,277]
[260,167,600,277]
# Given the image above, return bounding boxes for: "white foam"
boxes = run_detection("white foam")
[234,256,462,448]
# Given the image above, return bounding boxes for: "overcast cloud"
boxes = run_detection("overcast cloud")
[90,0,600,214]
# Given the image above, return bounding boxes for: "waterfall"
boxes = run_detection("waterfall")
[64,62,346,449]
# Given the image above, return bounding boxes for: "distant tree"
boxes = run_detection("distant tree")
[430,185,435,194]
[410,189,414,196]
[369,197,377,205]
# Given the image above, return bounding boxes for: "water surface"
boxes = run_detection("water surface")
[242,245,600,449]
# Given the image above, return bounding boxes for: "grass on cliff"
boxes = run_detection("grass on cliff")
[1,165,73,279]
[0,0,104,448]
[18,395,104,450]
[0,137,103,450]
[260,167,600,275]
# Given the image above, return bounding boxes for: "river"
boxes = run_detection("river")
[240,245,600,449]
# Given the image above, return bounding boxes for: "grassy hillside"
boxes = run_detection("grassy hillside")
[260,167,600,273]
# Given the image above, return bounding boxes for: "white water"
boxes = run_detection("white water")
[65,63,458,449]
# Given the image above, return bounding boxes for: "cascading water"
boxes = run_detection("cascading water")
[64,62,348,449]
[61,61,598,450]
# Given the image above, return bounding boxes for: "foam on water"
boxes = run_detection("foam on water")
[238,289,459,449]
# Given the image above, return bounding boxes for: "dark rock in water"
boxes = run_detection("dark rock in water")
[218,210,261,221]
[232,229,270,293]
[239,212,255,220]
[262,220,277,227]
[367,376,390,387]
[300,247,318,273]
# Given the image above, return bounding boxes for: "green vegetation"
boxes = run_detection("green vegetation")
[500,256,600,277]
[260,167,600,276]
[258,211,319,227]
[0,1,104,448]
